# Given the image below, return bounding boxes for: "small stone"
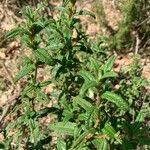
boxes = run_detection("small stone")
[0,51,6,59]
[0,94,7,106]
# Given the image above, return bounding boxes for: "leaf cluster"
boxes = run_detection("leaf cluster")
[1,1,149,150]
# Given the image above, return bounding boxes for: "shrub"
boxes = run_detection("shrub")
[1,0,150,149]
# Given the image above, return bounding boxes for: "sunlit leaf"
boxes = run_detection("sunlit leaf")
[102,91,129,111]
[101,71,118,79]
[104,56,116,72]
[34,48,52,65]
[57,139,66,150]
[73,96,94,112]
[92,139,108,150]
[14,64,35,82]
[49,122,77,136]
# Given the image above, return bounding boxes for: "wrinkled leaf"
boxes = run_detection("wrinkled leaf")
[14,64,35,82]
[6,28,28,39]
[101,71,118,79]
[102,123,116,139]
[73,96,94,112]
[80,81,97,96]
[49,122,77,136]
[57,139,66,150]
[102,91,129,111]
[78,10,96,18]
[92,139,108,150]
[104,56,116,72]
[80,70,96,82]
[34,48,52,65]
[71,129,95,149]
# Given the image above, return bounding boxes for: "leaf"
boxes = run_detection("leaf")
[49,122,77,136]
[14,64,35,82]
[138,137,150,145]
[80,70,96,82]
[34,48,52,65]
[78,10,96,19]
[6,28,26,39]
[39,80,52,87]
[104,56,116,72]
[102,123,116,139]
[101,71,118,79]
[24,6,34,22]
[36,107,60,118]
[92,139,108,150]
[22,84,35,96]
[122,139,134,150]
[57,139,66,150]
[135,103,150,122]
[90,57,100,73]
[73,96,94,112]
[79,81,97,96]
[101,91,129,111]
[71,129,95,149]
[31,20,49,35]
[36,88,49,101]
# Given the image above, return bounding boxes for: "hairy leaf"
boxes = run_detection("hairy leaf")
[102,91,129,111]
[92,139,108,150]
[14,64,35,82]
[102,123,116,139]
[71,129,95,149]
[104,56,116,72]
[34,48,52,65]
[79,81,97,96]
[49,122,77,136]
[73,96,94,112]
[101,71,118,79]
[6,28,29,39]
[80,70,96,82]
[57,139,66,150]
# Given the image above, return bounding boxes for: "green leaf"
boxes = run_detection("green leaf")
[90,57,100,73]
[49,122,77,136]
[122,139,134,150]
[36,107,60,118]
[78,10,96,19]
[73,96,94,112]
[104,56,116,72]
[138,137,150,145]
[31,20,49,35]
[24,6,34,22]
[80,70,96,82]
[102,123,116,139]
[71,129,95,149]
[79,81,97,96]
[39,80,52,87]
[101,71,118,79]
[92,139,108,150]
[57,139,66,150]
[34,48,52,65]
[14,64,35,82]
[22,84,35,96]
[135,103,150,122]
[6,28,27,39]
[101,91,129,111]
[36,88,49,101]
